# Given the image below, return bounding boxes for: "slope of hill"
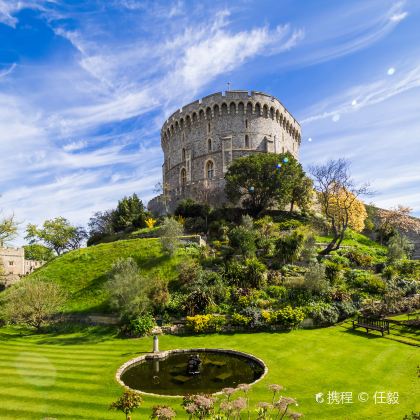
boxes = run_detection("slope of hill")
[24,238,188,314]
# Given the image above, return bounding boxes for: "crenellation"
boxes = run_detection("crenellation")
[151,90,301,214]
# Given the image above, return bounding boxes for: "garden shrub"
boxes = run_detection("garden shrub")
[244,257,267,288]
[228,226,257,257]
[266,270,282,285]
[275,230,305,264]
[178,259,201,291]
[271,305,305,328]
[184,217,206,233]
[185,314,226,333]
[333,301,357,321]
[230,312,252,327]
[345,270,387,294]
[395,279,420,296]
[277,219,303,231]
[224,258,267,288]
[175,199,210,219]
[303,263,329,295]
[265,285,287,300]
[382,265,397,280]
[123,314,155,337]
[346,250,374,268]
[329,253,350,267]
[323,260,343,284]
[240,306,265,329]
[395,260,420,278]
[305,302,339,326]
[208,220,228,241]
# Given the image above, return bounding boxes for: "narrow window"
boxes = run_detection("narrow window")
[9,261,14,266]
[180,168,187,186]
[208,122,211,133]
[208,138,212,152]
[206,161,214,179]
[182,148,186,161]
[245,119,248,128]
[245,135,249,148]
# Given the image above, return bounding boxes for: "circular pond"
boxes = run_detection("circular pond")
[117,349,266,396]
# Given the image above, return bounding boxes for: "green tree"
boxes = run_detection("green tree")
[290,173,313,213]
[25,217,78,255]
[1,280,66,331]
[109,390,142,420]
[87,210,115,245]
[23,244,54,261]
[388,233,414,261]
[112,193,147,232]
[225,152,310,216]
[106,258,151,320]
[159,217,184,256]
[0,214,18,246]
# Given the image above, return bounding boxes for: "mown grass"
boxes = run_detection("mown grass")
[0,324,418,419]
[23,238,190,314]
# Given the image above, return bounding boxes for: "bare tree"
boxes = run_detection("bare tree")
[310,159,370,255]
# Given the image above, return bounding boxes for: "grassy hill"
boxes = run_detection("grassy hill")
[25,238,188,314]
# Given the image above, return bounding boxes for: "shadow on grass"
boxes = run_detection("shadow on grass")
[33,323,118,346]
[338,324,383,340]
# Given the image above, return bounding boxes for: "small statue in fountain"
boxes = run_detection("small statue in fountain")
[186,354,201,375]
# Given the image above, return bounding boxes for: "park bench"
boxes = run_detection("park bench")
[352,316,390,336]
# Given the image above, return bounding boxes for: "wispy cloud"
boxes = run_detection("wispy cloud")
[301,62,420,124]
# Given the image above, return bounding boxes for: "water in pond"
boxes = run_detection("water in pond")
[120,350,264,395]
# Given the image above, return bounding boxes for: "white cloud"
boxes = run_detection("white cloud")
[301,81,420,215]
[0,63,16,78]
[390,11,408,22]
[62,140,87,152]
[0,0,18,27]
[387,67,396,75]
[332,114,340,122]
[301,62,420,124]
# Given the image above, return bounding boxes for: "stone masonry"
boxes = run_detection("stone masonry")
[0,247,44,287]
[148,90,301,214]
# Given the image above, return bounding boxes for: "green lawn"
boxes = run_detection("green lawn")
[0,325,418,419]
[23,238,191,314]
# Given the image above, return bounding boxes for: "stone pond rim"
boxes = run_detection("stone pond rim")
[115,348,268,398]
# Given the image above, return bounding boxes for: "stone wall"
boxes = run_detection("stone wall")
[149,90,301,214]
[0,247,45,286]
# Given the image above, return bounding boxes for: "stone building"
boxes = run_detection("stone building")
[148,90,301,214]
[0,247,44,287]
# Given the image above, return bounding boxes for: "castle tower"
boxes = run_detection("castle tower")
[149,90,301,213]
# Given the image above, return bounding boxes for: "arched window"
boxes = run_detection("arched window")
[245,135,249,148]
[180,168,187,186]
[182,148,186,161]
[208,138,212,152]
[206,161,214,179]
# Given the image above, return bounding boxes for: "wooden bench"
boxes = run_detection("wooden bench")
[352,316,390,336]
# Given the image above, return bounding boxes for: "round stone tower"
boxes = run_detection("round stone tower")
[149,90,301,213]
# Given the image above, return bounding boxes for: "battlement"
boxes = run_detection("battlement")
[162,90,300,134]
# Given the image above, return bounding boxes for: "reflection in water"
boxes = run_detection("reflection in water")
[121,351,264,396]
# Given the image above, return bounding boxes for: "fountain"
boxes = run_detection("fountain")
[116,347,267,397]
[186,354,201,375]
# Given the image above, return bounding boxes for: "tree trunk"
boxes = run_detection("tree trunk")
[290,200,295,212]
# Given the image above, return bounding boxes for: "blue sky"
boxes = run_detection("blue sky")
[1,0,419,243]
